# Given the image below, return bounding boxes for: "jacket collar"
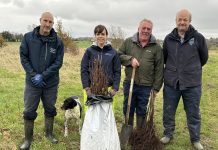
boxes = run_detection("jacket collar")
[33,26,57,43]
[91,41,112,51]
[169,24,197,41]
[131,32,157,46]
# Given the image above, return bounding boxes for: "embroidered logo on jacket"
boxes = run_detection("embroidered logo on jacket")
[189,38,195,46]
[105,53,112,56]
[50,48,56,54]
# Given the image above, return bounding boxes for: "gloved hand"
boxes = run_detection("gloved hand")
[31,74,46,88]
[109,89,117,97]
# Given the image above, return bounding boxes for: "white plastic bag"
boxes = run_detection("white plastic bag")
[80,102,120,150]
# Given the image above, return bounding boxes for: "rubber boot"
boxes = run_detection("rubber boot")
[136,115,145,129]
[20,119,34,150]
[45,116,58,144]
[128,115,134,126]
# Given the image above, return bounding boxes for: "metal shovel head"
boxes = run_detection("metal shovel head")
[120,123,133,147]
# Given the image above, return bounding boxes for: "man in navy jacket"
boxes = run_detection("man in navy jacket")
[19,12,64,149]
[161,9,208,150]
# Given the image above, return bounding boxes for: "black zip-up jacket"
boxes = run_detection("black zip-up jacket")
[81,43,121,91]
[20,26,64,88]
[163,25,208,89]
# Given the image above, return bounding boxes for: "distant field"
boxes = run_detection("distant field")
[75,40,92,49]
[0,42,217,150]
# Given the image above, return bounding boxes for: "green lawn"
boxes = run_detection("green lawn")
[0,42,217,150]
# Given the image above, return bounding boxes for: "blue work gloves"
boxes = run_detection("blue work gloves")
[31,74,46,88]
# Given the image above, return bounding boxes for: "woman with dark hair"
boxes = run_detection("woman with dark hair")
[80,25,121,150]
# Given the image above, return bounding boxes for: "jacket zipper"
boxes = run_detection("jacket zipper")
[175,42,180,87]
[45,42,48,61]
[100,49,103,63]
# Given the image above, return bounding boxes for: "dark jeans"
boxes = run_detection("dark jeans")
[123,81,152,116]
[163,85,202,142]
[23,83,58,120]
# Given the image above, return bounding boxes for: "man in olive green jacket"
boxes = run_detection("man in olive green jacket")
[118,19,163,129]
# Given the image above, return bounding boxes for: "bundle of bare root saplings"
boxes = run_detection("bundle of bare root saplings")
[85,56,113,106]
[129,91,163,150]
[90,57,108,95]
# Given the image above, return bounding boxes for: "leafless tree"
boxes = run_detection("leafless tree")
[109,26,126,49]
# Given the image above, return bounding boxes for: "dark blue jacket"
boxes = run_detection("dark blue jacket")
[81,43,121,91]
[163,25,208,89]
[20,26,64,88]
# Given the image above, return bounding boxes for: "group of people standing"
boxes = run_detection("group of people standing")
[19,8,208,150]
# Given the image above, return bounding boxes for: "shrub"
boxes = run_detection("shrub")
[56,20,79,55]
[0,35,6,48]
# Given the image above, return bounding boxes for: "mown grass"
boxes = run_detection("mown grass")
[0,42,217,150]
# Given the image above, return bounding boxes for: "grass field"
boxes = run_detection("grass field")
[0,42,217,150]
[75,40,92,49]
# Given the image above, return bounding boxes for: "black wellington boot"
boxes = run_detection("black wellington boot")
[20,119,34,150]
[136,115,146,129]
[45,116,58,144]
[128,115,134,126]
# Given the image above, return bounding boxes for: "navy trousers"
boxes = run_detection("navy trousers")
[123,81,152,116]
[163,84,202,142]
[23,83,58,120]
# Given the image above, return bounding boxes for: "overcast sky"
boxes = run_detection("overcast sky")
[0,0,217,39]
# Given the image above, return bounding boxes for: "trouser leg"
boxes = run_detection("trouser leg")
[23,83,41,120]
[163,85,181,138]
[135,85,151,129]
[182,86,201,142]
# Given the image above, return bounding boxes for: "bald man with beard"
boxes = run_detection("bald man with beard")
[19,12,64,149]
[160,9,208,150]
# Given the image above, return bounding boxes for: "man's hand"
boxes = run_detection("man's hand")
[131,58,140,68]
[31,74,46,88]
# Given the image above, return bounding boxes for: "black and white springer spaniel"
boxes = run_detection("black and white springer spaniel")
[61,96,82,137]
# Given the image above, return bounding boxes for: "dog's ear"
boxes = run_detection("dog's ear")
[70,100,77,108]
[65,97,72,103]
[61,97,71,110]
[61,97,78,109]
